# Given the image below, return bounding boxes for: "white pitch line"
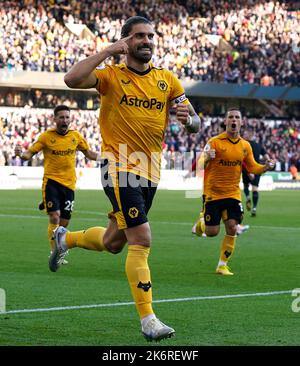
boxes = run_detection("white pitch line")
[0,290,293,315]
[0,214,105,222]
[0,207,107,216]
[0,213,299,231]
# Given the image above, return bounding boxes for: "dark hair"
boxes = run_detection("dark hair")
[226,107,241,117]
[54,105,70,116]
[121,16,152,38]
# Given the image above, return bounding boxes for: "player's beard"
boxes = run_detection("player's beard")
[130,46,153,63]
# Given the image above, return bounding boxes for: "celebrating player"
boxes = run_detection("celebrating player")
[50,17,200,341]
[192,108,275,275]
[15,105,100,265]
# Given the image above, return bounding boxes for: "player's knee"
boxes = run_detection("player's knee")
[206,232,218,237]
[127,236,151,247]
[104,240,126,254]
[205,227,219,237]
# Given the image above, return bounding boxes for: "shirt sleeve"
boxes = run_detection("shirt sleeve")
[28,134,45,154]
[93,65,111,95]
[77,133,90,151]
[169,73,189,105]
[244,141,265,174]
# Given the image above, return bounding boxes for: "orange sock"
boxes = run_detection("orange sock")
[65,227,106,251]
[125,245,154,319]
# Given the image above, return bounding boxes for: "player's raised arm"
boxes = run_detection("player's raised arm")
[64,35,134,89]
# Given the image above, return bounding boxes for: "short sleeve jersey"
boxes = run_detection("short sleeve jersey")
[203,132,265,201]
[94,63,189,183]
[29,129,90,190]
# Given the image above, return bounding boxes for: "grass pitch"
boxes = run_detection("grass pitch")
[0,189,299,346]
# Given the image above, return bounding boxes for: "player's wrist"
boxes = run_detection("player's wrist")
[186,115,193,127]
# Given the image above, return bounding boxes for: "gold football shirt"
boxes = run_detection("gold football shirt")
[94,63,189,183]
[29,129,90,190]
[203,132,265,201]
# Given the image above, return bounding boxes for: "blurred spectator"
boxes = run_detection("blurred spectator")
[290,165,298,180]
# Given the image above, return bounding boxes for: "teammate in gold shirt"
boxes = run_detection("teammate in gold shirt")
[51,16,200,341]
[192,108,275,275]
[15,105,99,263]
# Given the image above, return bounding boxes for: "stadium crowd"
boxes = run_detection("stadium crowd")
[1,107,299,175]
[0,0,299,86]
[0,88,100,110]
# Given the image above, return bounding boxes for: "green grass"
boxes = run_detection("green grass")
[0,189,299,346]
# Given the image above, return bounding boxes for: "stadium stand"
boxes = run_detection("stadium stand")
[0,0,299,85]
[0,0,299,173]
[1,106,299,172]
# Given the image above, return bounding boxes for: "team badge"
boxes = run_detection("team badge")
[157,80,168,92]
[137,281,152,292]
[205,214,211,222]
[224,250,232,258]
[128,207,139,218]
[47,201,53,208]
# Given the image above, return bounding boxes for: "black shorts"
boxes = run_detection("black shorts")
[242,170,261,187]
[204,198,244,226]
[42,179,75,220]
[102,170,157,230]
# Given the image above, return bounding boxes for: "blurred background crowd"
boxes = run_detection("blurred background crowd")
[0,0,299,177]
[1,0,299,85]
[1,106,299,174]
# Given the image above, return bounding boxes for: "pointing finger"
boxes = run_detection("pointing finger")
[121,34,134,43]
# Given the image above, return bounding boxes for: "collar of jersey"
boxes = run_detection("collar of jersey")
[126,64,152,76]
[55,129,70,136]
[226,134,241,144]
